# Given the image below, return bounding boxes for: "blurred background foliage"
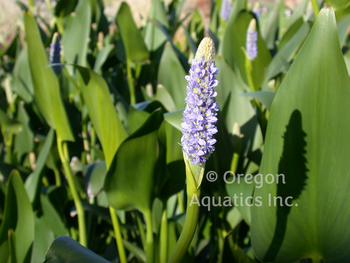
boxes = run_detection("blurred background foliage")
[0,0,350,262]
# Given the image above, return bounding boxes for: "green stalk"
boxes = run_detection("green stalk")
[133,211,146,248]
[144,210,154,263]
[177,192,184,213]
[57,137,87,247]
[109,207,127,263]
[311,0,319,17]
[168,183,200,263]
[159,205,168,263]
[126,59,136,104]
[53,168,61,186]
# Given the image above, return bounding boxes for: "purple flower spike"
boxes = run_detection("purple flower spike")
[246,19,258,60]
[220,0,232,21]
[252,2,261,21]
[49,32,62,72]
[180,37,219,165]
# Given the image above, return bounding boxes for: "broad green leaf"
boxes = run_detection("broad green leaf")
[24,12,74,141]
[251,7,350,262]
[158,42,187,110]
[164,109,183,131]
[93,44,114,73]
[61,0,91,68]
[215,55,250,109]
[261,7,279,49]
[116,2,149,64]
[43,235,110,263]
[104,110,165,212]
[278,17,304,51]
[31,216,55,263]
[144,0,168,51]
[337,12,350,47]
[219,0,247,56]
[286,0,308,30]
[0,110,22,134]
[83,161,107,197]
[77,66,127,170]
[263,22,310,87]
[326,0,350,10]
[12,47,33,102]
[344,48,350,75]
[154,85,177,112]
[25,129,54,204]
[41,194,67,236]
[237,91,275,110]
[0,170,34,263]
[14,102,34,159]
[226,177,255,225]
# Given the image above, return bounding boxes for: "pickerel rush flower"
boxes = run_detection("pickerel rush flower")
[220,0,232,21]
[180,37,219,165]
[49,32,62,72]
[252,2,261,21]
[246,19,258,60]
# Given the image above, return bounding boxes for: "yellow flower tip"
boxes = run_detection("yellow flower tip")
[195,37,215,62]
[248,18,257,33]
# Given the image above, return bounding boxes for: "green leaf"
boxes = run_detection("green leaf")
[251,7,350,262]
[263,22,310,87]
[0,170,34,263]
[261,7,279,50]
[24,12,74,142]
[237,91,275,110]
[104,110,165,212]
[43,235,110,263]
[154,85,177,112]
[164,109,183,132]
[61,0,91,68]
[286,0,309,30]
[31,216,55,263]
[337,12,350,47]
[14,102,34,159]
[93,44,114,73]
[41,194,67,236]
[0,110,22,134]
[278,17,304,51]
[77,66,127,170]
[326,0,350,10]
[115,2,149,64]
[12,47,34,103]
[83,161,107,197]
[220,11,272,89]
[144,0,168,51]
[25,129,54,204]
[158,42,187,110]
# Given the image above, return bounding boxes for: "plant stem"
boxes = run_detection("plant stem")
[144,210,154,263]
[109,207,127,263]
[159,204,168,263]
[57,137,87,247]
[177,192,184,213]
[311,0,319,17]
[53,167,61,186]
[168,184,200,263]
[126,59,136,104]
[133,211,146,248]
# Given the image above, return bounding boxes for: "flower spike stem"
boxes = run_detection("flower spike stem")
[109,207,127,263]
[57,137,87,247]
[311,0,319,17]
[170,37,219,263]
[168,167,202,263]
